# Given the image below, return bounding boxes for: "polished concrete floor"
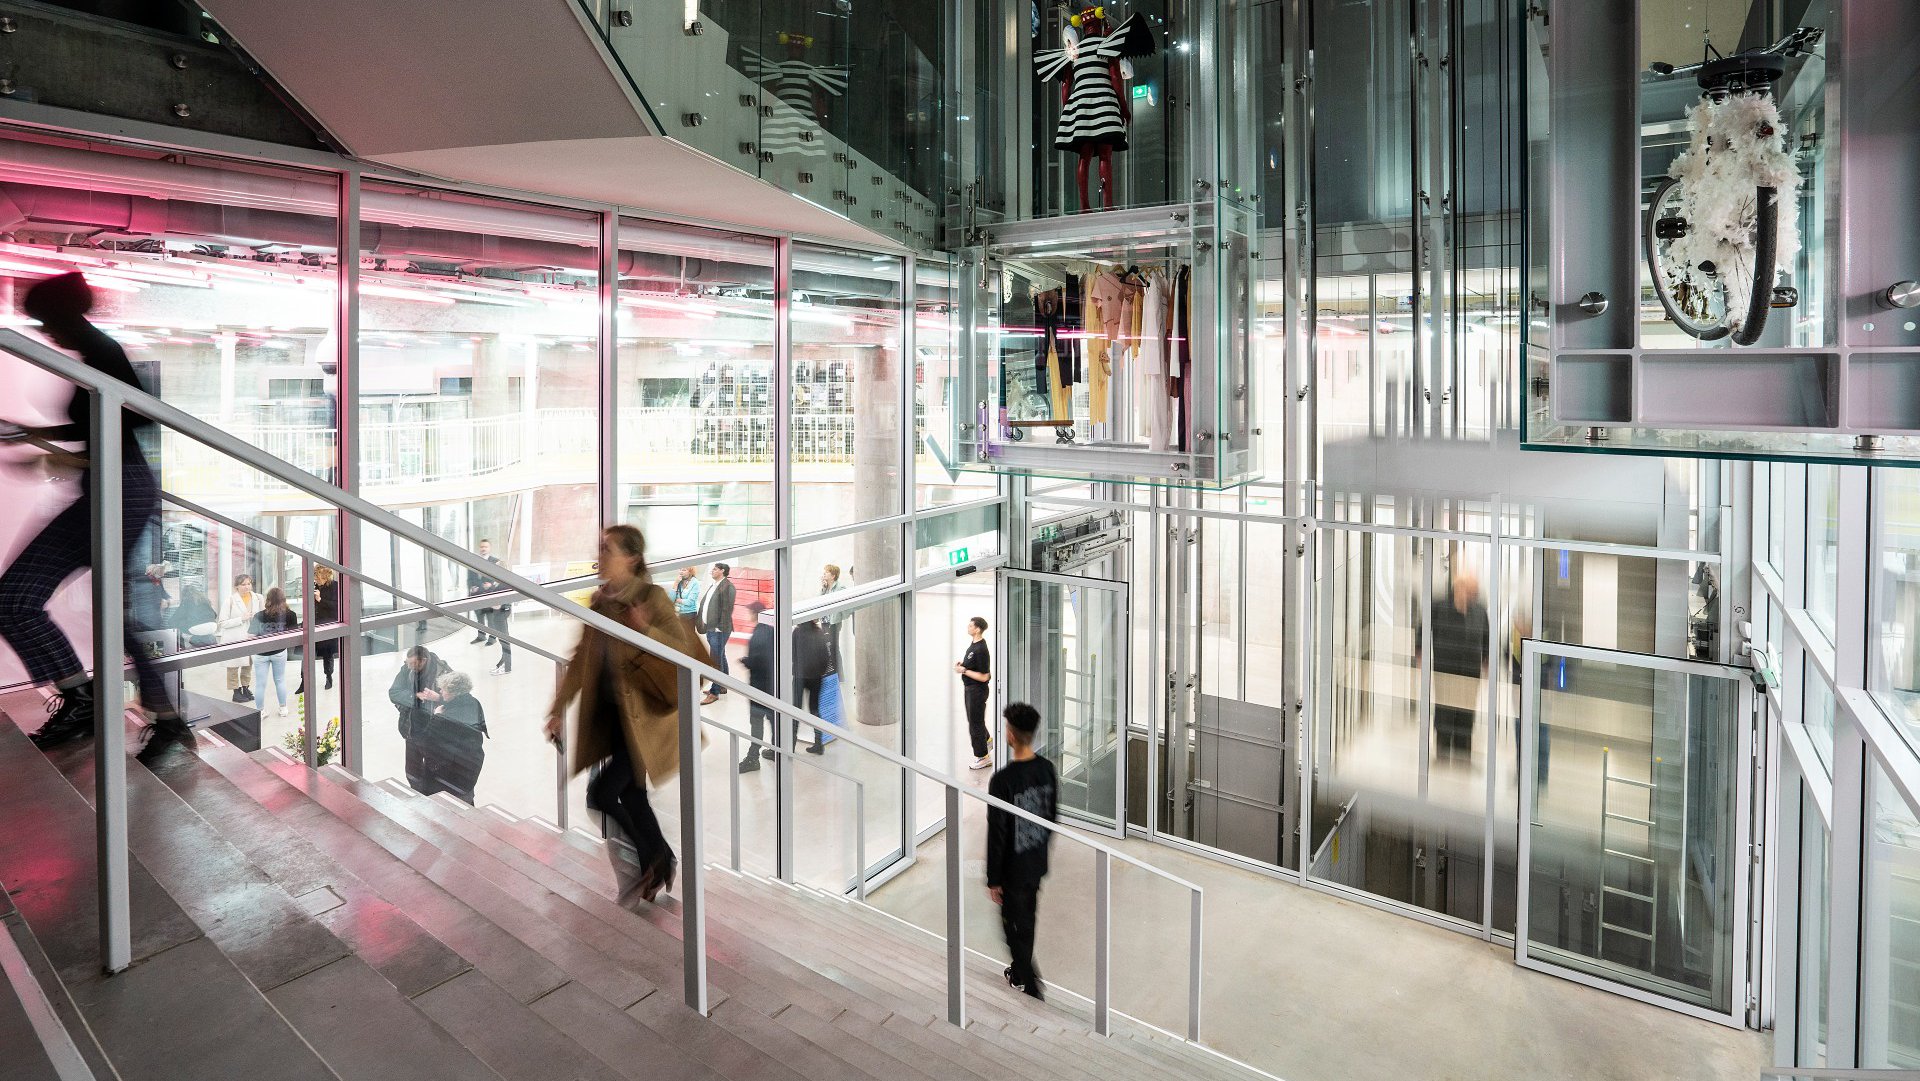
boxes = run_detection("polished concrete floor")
[866,803,1773,1081]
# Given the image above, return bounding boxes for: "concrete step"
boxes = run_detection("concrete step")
[41,735,518,1081]
[261,757,884,1081]
[191,739,632,1081]
[457,800,898,1029]
[0,711,338,1081]
[349,779,932,1081]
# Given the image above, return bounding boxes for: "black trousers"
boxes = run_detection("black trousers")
[1433,704,1475,760]
[0,460,172,710]
[793,676,826,746]
[965,687,990,758]
[587,731,671,871]
[1000,881,1041,988]
[481,608,511,661]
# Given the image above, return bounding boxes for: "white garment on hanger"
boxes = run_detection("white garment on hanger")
[1136,270,1172,452]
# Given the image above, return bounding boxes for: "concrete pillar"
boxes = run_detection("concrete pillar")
[853,337,903,726]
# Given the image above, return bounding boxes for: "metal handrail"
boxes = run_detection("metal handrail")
[1,327,1205,1040]
[1759,1072,1920,1080]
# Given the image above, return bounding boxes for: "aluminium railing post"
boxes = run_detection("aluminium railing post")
[1188,888,1203,1042]
[945,784,965,1027]
[729,732,742,873]
[301,556,318,767]
[677,665,708,1015]
[854,783,866,902]
[554,663,569,829]
[90,390,130,974]
[1093,848,1111,1036]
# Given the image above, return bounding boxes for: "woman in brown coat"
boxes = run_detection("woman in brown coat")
[544,525,711,901]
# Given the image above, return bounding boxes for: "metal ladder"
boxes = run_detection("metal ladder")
[1597,747,1658,964]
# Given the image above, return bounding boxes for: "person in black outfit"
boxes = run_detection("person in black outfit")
[467,539,512,674]
[297,565,340,694]
[793,618,832,754]
[697,562,736,704]
[389,645,451,794]
[0,272,192,762]
[1419,569,1490,763]
[956,616,992,769]
[739,602,778,772]
[427,671,488,804]
[987,702,1058,1000]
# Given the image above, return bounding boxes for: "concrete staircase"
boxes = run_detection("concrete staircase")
[0,709,1270,1081]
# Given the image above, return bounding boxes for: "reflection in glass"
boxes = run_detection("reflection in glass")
[617,219,777,560]
[1314,531,1489,923]
[1862,761,1920,1068]
[356,183,600,613]
[1525,653,1740,1014]
[1878,469,1920,740]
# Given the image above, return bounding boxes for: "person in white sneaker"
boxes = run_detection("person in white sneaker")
[955,616,993,769]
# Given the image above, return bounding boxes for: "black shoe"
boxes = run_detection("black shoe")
[806,740,826,755]
[239,687,254,702]
[30,687,95,749]
[136,717,197,766]
[484,637,496,646]
[469,634,487,644]
[294,683,305,696]
[231,688,246,703]
[761,748,777,760]
[324,676,334,691]
[737,756,761,774]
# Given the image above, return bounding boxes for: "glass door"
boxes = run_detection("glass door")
[999,569,1129,834]
[1517,641,1755,1025]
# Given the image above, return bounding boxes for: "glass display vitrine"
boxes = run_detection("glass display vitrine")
[1524,0,1920,463]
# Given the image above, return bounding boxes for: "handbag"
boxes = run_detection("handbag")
[816,671,843,744]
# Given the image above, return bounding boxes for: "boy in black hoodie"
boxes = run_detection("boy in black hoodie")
[986,702,1058,999]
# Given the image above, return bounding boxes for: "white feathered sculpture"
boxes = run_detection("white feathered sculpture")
[1665,95,1801,334]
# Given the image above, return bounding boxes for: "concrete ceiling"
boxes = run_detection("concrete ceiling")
[195,0,900,249]
[374,138,911,248]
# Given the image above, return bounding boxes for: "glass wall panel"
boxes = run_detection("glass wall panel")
[1879,470,1920,739]
[789,244,903,538]
[789,592,906,879]
[912,258,995,509]
[616,219,777,561]
[1314,529,1488,924]
[1524,652,1741,1015]
[356,183,600,614]
[0,134,345,696]
[1862,760,1920,1068]
[1791,783,1830,1066]
[912,575,999,835]
[1807,465,1839,640]
[791,527,903,601]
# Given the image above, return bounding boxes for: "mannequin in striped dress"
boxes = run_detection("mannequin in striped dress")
[1036,8,1155,211]
[742,33,847,161]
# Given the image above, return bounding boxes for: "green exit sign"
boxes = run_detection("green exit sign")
[948,547,970,567]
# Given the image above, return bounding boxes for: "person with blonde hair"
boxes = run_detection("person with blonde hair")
[297,565,340,694]
[546,525,712,902]
[219,572,264,703]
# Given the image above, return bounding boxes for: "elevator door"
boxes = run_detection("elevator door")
[999,569,1130,835]
[1517,640,1755,1026]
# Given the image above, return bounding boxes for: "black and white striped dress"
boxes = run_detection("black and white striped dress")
[1035,17,1139,152]
[741,52,847,156]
